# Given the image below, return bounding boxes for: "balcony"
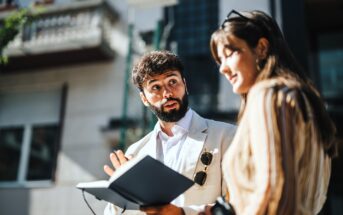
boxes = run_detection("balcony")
[0,0,119,71]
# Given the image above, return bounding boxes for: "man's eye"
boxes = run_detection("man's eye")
[169,79,177,85]
[151,85,161,91]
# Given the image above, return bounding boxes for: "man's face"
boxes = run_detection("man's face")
[140,70,188,122]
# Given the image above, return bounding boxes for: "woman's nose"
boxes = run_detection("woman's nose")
[219,62,231,75]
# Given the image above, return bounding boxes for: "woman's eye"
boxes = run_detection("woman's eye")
[225,49,235,57]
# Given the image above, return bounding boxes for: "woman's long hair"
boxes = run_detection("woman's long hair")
[210,10,337,157]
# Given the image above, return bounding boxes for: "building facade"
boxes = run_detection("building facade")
[0,0,342,214]
[0,0,144,214]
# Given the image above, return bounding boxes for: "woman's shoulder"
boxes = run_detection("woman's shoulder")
[248,77,303,99]
[252,77,301,91]
[246,77,310,115]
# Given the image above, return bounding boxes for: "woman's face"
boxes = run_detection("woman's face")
[216,35,259,94]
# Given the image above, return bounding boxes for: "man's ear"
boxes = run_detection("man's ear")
[140,92,149,107]
[183,78,189,95]
[256,37,269,60]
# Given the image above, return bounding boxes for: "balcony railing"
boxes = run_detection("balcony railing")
[1,0,119,71]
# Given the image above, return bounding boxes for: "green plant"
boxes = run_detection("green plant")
[0,9,31,65]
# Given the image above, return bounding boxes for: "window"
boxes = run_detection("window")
[0,89,63,187]
[26,124,59,180]
[0,127,24,181]
[182,56,219,113]
[166,0,220,113]
[169,0,218,56]
[318,31,343,99]
[0,0,15,7]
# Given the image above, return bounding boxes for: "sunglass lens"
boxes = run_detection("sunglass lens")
[194,171,207,185]
[201,152,213,165]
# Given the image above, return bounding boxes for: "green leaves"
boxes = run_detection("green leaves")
[0,9,30,65]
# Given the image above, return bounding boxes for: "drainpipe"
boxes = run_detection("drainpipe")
[118,14,134,150]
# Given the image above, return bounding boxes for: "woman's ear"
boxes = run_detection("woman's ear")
[256,37,269,60]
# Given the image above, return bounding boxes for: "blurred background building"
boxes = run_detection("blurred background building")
[0,0,342,214]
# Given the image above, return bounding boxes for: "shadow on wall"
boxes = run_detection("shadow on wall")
[0,188,29,215]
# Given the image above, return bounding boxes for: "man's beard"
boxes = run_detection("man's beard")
[148,94,189,122]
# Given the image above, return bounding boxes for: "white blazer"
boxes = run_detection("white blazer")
[104,111,236,215]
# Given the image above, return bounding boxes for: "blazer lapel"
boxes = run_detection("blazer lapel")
[180,112,208,179]
[134,128,159,159]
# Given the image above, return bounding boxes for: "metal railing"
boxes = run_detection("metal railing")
[2,0,119,57]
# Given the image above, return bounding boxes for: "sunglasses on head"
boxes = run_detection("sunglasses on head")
[221,10,255,29]
[221,10,269,38]
[194,149,213,186]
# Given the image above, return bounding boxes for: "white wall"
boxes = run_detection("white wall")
[0,0,145,214]
[0,0,148,213]
[0,57,143,215]
[110,0,164,32]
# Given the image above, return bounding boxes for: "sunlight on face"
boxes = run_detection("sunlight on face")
[216,35,259,94]
[140,71,188,122]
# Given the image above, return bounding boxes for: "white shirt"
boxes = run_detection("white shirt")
[104,108,207,215]
[154,108,193,171]
[153,108,193,206]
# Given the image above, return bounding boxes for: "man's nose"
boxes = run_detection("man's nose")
[163,86,173,98]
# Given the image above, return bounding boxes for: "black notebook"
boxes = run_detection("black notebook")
[76,155,194,210]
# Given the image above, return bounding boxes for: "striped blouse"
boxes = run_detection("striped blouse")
[223,78,331,215]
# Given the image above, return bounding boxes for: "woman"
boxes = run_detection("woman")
[209,10,337,215]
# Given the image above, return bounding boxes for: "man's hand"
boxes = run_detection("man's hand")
[103,150,132,176]
[141,204,185,215]
[198,205,212,215]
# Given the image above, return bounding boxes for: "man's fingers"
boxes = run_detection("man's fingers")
[202,205,213,215]
[140,206,160,214]
[108,151,132,174]
[104,151,132,177]
[141,204,183,215]
[110,152,121,169]
[103,165,114,176]
[116,150,128,165]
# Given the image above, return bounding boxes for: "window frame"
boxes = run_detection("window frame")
[0,0,16,11]
[0,123,60,188]
[0,85,67,188]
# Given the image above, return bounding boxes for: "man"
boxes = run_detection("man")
[104,50,236,215]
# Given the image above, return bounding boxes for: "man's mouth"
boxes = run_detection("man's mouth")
[163,100,178,110]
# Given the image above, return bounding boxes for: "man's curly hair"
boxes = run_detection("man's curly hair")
[132,50,185,91]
